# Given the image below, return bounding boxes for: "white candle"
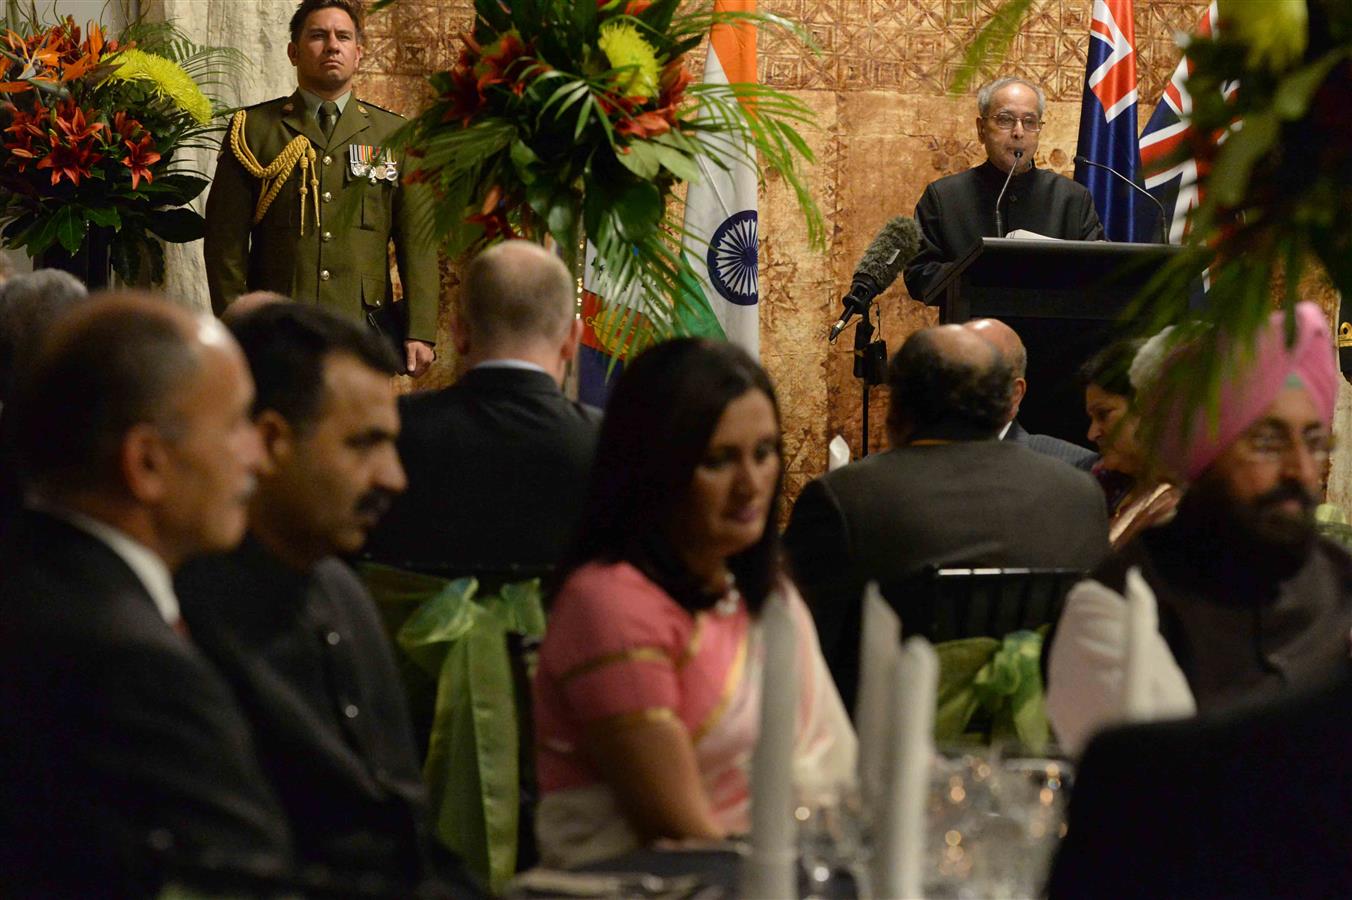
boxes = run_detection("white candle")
[740,592,800,899]
[855,582,902,812]
[1122,566,1155,719]
[876,636,938,900]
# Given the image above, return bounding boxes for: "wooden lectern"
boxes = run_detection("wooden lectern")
[924,237,1183,446]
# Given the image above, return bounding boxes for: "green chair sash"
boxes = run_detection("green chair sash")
[360,563,544,895]
[934,629,1049,752]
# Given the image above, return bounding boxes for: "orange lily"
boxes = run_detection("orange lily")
[121,132,160,190]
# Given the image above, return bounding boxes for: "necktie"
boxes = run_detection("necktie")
[318,100,338,142]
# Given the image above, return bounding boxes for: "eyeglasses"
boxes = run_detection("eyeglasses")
[985,113,1042,132]
[1233,426,1335,467]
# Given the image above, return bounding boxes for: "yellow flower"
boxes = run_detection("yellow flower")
[1218,0,1308,73]
[105,49,212,125]
[598,21,660,99]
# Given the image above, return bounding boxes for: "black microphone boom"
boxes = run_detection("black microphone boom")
[993,149,1023,238]
[1074,154,1168,243]
[828,216,922,342]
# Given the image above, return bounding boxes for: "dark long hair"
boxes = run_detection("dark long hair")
[556,338,784,615]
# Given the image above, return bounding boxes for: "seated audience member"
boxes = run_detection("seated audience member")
[1048,672,1352,898]
[176,304,456,893]
[964,317,1097,469]
[0,294,291,894]
[783,324,1110,711]
[365,240,600,575]
[0,269,91,537]
[0,268,89,402]
[1046,302,1352,754]
[1080,338,1180,548]
[533,338,856,868]
[218,289,291,324]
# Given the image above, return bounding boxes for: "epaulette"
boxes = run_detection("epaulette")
[354,98,407,119]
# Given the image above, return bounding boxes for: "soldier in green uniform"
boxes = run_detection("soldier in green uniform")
[204,0,438,377]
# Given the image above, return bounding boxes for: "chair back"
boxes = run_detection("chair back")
[885,566,1083,642]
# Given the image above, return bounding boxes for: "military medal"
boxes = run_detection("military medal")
[350,144,398,184]
[350,143,374,180]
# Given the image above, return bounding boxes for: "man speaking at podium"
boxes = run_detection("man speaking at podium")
[903,77,1104,303]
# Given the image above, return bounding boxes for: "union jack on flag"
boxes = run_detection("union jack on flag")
[1139,2,1222,246]
[1074,0,1149,243]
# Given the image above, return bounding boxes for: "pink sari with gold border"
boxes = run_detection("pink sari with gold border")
[533,561,856,868]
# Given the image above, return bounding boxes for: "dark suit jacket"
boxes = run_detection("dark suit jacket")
[365,366,602,575]
[783,439,1111,712]
[1049,673,1352,899]
[0,511,292,896]
[177,537,437,890]
[902,161,1105,302]
[1004,419,1099,472]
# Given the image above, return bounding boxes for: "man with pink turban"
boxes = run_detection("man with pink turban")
[1045,302,1352,754]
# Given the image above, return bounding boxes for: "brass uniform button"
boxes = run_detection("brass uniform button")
[322,191,332,203]
[320,269,331,281]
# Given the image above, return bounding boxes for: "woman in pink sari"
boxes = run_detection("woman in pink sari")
[533,339,855,868]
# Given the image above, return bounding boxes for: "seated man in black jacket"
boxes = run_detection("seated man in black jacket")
[176,304,467,895]
[364,239,601,576]
[784,324,1110,712]
[1,294,292,894]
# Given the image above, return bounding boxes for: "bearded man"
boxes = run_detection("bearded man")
[1046,301,1352,753]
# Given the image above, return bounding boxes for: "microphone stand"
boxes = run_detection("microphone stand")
[1074,154,1168,243]
[848,300,888,458]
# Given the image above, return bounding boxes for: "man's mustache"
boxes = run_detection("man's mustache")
[1252,481,1317,515]
[355,490,395,521]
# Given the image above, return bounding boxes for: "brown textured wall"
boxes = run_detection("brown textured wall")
[357,0,1208,502]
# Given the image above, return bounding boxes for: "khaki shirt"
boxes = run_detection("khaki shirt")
[203,89,438,343]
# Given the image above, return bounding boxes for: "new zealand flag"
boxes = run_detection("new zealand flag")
[1139,2,1220,246]
[1074,0,1151,243]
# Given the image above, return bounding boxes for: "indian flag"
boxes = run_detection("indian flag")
[680,0,759,356]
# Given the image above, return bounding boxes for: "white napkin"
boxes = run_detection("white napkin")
[739,593,799,899]
[828,434,851,471]
[854,582,901,812]
[1121,566,1155,719]
[873,636,938,900]
[1045,575,1196,755]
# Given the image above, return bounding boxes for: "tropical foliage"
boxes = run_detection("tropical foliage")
[373,0,822,353]
[0,10,243,282]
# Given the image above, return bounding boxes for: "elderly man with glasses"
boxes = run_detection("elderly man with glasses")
[1044,302,1352,755]
[902,75,1105,302]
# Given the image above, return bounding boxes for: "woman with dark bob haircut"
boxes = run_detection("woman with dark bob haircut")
[533,338,855,867]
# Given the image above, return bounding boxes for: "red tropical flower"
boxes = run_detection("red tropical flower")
[439,63,483,127]
[111,110,143,143]
[473,30,532,97]
[35,99,105,186]
[615,109,672,139]
[2,101,49,171]
[121,132,160,189]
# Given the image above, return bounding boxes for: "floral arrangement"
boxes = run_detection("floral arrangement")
[373,0,822,350]
[0,13,240,282]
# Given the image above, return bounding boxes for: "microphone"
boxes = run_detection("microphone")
[1074,155,1168,243]
[829,216,922,343]
[994,149,1023,238]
